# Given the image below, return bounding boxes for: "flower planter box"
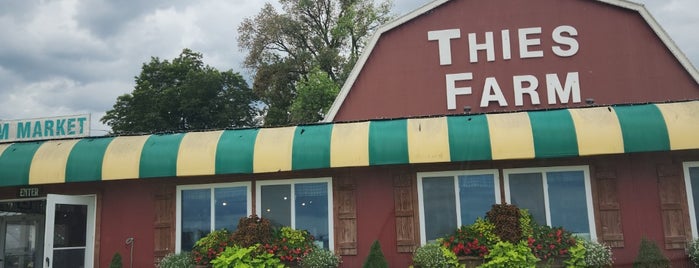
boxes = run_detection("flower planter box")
[535,255,568,268]
[458,256,485,267]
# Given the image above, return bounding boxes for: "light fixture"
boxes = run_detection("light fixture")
[463,105,472,113]
[585,98,595,105]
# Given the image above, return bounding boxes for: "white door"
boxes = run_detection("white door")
[43,195,95,268]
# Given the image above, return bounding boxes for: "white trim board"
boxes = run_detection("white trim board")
[323,0,699,122]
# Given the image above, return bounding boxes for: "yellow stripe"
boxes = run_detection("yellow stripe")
[253,127,295,173]
[0,143,11,157]
[102,135,150,180]
[487,113,535,160]
[657,101,699,150]
[28,140,80,185]
[407,117,450,163]
[569,107,624,156]
[177,131,224,176]
[330,122,369,167]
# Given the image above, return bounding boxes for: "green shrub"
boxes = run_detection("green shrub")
[363,240,388,268]
[158,252,195,268]
[231,214,274,248]
[210,244,283,268]
[583,240,613,267]
[486,203,522,243]
[192,229,235,265]
[564,241,586,267]
[110,253,122,268]
[412,242,459,268]
[300,248,342,268]
[264,226,315,265]
[480,241,538,268]
[527,225,576,261]
[633,238,669,268]
[519,209,534,240]
[689,238,699,266]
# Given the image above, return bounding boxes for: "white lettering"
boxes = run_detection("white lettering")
[501,29,511,60]
[518,27,543,58]
[428,29,461,65]
[480,77,508,107]
[446,73,473,110]
[552,25,579,57]
[468,32,495,63]
[546,72,581,104]
[513,75,540,106]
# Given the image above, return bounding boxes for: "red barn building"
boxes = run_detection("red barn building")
[0,0,697,267]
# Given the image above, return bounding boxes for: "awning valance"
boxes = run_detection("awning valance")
[0,101,698,186]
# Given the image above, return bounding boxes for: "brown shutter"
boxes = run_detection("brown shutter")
[154,186,175,264]
[594,166,625,248]
[657,164,692,249]
[394,173,419,253]
[334,176,357,255]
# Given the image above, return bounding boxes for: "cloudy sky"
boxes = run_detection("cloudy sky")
[0,0,697,135]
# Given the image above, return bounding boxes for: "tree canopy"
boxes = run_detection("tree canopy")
[238,0,392,126]
[101,49,259,134]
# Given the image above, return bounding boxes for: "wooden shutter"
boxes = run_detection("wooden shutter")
[657,164,692,249]
[594,166,625,248]
[394,173,419,253]
[154,186,175,264]
[334,176,357,255]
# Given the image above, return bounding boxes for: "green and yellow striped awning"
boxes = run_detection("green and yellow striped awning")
[0,101,698,186]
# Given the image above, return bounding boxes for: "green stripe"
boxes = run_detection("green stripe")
[447,115,492,161]
[292,124,332,170]
[216,129,258,174]
[615,105,670,153]
[140,133,185,178]
[369,120,408,165]
[0,142,43,186]
[528,110,578,158]
[66,137,115,183]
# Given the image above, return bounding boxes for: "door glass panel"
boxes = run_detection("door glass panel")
[459,174,495,225]
[547,171,589,236]
[295,183,329,248]
[52,248,85,268]
[4,221,38,268]
[214,187,247,231]
[53,204,87,248]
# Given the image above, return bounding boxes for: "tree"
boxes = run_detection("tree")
[101,49,259,134]
[238,0,392,126]
[363,240,388,268]
[290,67,340,124]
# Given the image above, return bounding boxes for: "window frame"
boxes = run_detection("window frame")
[683,161,699,238]
[255,177,335,250]
[175,182,252,253]
[417,169,501,245]
[503,165,597,241]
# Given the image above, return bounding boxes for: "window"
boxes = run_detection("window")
[684,162,699,238]
[176,183,251,252]
[504,166,596,240]
[418,170,500,244]
[256,178,334,249]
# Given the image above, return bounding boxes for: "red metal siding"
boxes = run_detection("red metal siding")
[334,0,699,121]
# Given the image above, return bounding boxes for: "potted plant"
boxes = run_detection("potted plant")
[527,225,577,267]
[192,229,235,267]
[412,242,459,268]
[582,240,613,268]
[210,244,283,268]
[158,252,195,268]
[300,248,342,268]
[263,226,315,266]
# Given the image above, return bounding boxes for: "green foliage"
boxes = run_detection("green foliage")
[440,220,494,257]
[486,203,522,243]
[480,241,539,268]
[689,238,699,266]
[101,48,259,134]
[158,252,195,268]
[519,209,534,240]
[210,244,284,268]
[192,229,236,265]
[582,240,613,267]
[412,242,460,268]
[238,0,393,126]
[300,248,342,268]
[563,241,586,267]
[363,240,388,268]
[263,226,315,265]
[290,67,340,124]
[110,252,122,268]
[231,215,274,248]
[527,225,576,261]
[633,238,669,268]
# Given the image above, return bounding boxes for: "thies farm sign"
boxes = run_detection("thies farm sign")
[0,114,90,143]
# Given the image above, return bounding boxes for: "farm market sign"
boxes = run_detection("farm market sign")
[0,114,90,142]
[428,25,582,110]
